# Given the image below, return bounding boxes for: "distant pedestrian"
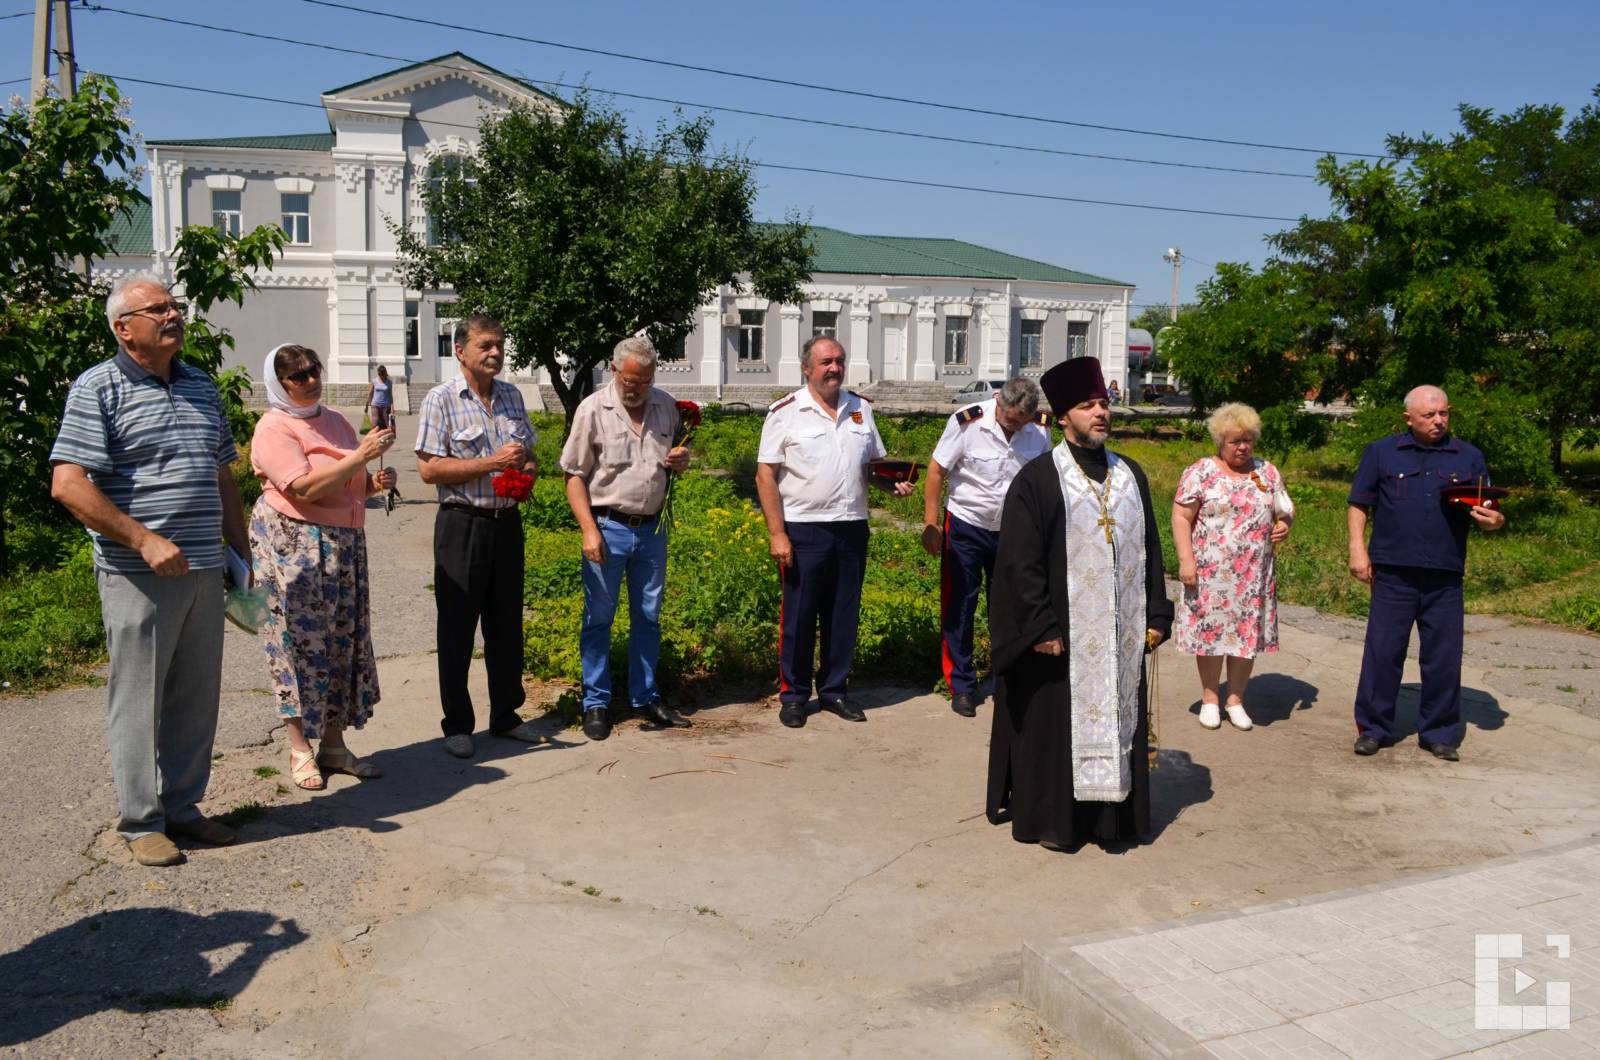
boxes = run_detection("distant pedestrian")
[1107,379,1122,405]
[921,378,1052,717]
[1171,403,1293,732]
[365,365,395,430]
[559,336,693,741]
[49,273,251,866]
[415,314,542,758]
[1348,385,1504,761]
[249,344,397,790]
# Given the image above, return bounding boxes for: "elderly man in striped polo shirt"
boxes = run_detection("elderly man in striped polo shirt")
[50,273,252,867]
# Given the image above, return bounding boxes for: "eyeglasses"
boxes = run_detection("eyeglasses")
[285,363,322,384]
[117,300,186,320]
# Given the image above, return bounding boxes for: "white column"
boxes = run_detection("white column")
[332,160,367,253]
[777,305,802,386]
[913,301,937,382]
[371,160,406,255]
[698,296,723,392]
[847,303,872,386]
[981,293,1012,377]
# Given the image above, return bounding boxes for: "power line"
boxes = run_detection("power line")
[85,1,1390,161]
[87,70,1302,222]
[75,7,1314,179]
[292,0,1391,160]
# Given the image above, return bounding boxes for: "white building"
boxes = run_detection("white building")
[106,53,1136,407]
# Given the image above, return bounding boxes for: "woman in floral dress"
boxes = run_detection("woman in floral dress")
[250,344,397,789]
[1171,403,1294,731]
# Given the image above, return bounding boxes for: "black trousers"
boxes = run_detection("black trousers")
[778,520,869,704]
[434,507,525,737]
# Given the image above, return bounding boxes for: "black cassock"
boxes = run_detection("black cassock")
[986,442,1174,849]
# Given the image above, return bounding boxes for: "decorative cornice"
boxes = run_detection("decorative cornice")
[335,162,365,193]
[374,164,404,196]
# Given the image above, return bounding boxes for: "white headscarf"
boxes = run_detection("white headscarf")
[263,343,321,419]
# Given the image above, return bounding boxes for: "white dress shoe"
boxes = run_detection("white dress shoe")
[1198,702,1221,729]
[1225,703,1254,731]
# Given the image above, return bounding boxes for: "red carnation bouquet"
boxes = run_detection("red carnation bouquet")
[657,400,701,533]
[492,467,534,503]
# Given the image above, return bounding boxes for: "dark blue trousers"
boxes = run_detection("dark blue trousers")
[778,520,868,704]
[1354,564,1465,746]
[940,512,1000,695]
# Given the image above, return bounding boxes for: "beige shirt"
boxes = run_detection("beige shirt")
[559,382,681,513]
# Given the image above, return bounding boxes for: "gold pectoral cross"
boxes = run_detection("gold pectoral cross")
[1096,508,1116,543]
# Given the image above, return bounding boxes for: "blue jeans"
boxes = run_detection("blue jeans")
[580,515,668,711]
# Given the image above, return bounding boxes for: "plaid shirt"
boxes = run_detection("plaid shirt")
[414,376,535,509]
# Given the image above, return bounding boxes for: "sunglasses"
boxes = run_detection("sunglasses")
[285,363,322,384]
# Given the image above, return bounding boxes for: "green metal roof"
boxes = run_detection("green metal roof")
[104,199,152,255]
[805,227,1128,286]
[322,51,565,107]
[145,132,336,151]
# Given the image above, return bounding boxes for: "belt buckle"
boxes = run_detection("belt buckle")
[627,513,645,528]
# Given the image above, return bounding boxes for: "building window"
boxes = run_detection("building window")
[737,309,765,363]
[1067,320,1089,359]
[1019,318,1044,369]
[405,300,420,358]
[436,309,459,359]
[811,310,838,339]
[280,192,311,244]
[944,314,969,366]
[425,156,473,246]
[211,190,241,237]
[662,334,686,361]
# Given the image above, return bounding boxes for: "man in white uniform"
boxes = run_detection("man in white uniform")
[921,378,1052,717]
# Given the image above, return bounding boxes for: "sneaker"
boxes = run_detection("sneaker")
[1224,704,1253,731]
[443,733,475,758]
[128,833,183,867]
[1198,702,1221,729]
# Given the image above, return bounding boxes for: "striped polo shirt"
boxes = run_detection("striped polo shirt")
[50,350,238,574]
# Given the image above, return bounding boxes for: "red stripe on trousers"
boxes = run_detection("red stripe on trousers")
[775,558,789,694]
[939,512,955,690]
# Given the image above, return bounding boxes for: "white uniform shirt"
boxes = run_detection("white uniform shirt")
[931,399,1053,532]
[758,386,887,522]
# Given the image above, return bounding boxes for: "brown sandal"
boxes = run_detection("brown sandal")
[317,747,382,779]
[289,746,325,790]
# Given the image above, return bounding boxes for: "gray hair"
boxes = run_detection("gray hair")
[995,378,1042,418]
[1404,384,1448,411]
[613,335,658,369]
[800,335,846,370]
[105,271,170,330]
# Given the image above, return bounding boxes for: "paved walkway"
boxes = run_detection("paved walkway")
[1026,839,1600,1058]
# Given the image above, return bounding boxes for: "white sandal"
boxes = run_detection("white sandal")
[1225,703,1254,731]
[1198,702,1221,729]
[289,746,325,790]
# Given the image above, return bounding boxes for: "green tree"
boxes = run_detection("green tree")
[0,77,286,572]
[394,92,813,423]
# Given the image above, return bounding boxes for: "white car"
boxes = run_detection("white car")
[950,379,1008,404]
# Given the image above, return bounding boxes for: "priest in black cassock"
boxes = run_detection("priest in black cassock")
[986,357,1173,851]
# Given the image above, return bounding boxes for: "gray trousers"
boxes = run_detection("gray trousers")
[97,568,224,839]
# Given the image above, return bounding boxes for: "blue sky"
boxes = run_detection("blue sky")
[8,0,1598,308]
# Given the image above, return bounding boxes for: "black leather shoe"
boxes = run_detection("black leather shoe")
[1419,740,1459,761]
[1353,735,1380,756]
[820,698,866,722]
[639,699,691,729]
[951,693,977,717]
[583,708,611,741]
[778,701,808,728]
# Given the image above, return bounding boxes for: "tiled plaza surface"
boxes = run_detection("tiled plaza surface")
[1024,839,1600,1059]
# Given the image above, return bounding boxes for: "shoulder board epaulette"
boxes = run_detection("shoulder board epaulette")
[855,392,873,404]
[768,395,796,412]
[956,404,984,425]
[1035,412,1054,428]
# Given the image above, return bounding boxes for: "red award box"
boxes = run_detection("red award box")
[1439,484,1509,510]
[867,459,919,489]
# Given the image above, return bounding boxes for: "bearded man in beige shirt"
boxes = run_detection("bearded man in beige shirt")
[560,336,692,741]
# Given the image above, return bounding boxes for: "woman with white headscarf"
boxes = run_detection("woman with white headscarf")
[249,344,397,790]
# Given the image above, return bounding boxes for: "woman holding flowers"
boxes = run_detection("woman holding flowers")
[1171,403,1294,732]
[559,336,694,741]
[249,344,396,789]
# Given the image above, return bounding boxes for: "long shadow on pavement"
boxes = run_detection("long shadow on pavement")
[224,724,582,842]
[1391,683,1507,742]
[0,907,307,1045]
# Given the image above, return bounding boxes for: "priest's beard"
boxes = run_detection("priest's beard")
[1065,426,1106,449]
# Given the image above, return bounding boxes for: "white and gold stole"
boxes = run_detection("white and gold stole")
[1053,444,1147,802]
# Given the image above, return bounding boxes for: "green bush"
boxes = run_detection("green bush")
[1257,402,1331,458]
[521,478,579,531]
[233,441,263,507]
[0,541,105,689]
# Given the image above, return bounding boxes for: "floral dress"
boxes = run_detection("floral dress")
[1174,457,1293,659]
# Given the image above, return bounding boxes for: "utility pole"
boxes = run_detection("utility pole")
[29,0,76,102]
[1162,247,1183,323]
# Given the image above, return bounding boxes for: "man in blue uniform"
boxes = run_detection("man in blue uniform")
[921,378,1052,717]
[1347,385,1506,761]
[756,337,914,728]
